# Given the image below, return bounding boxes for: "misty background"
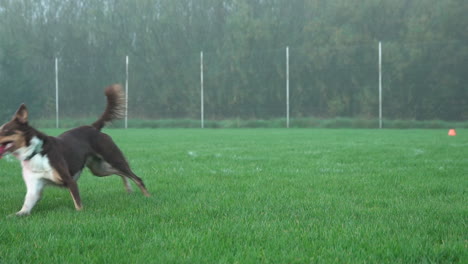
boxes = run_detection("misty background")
[0,0,467,125]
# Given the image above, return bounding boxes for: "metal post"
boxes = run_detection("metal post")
[125,55,129,129]
[55,57,59,129]
[286,46,290,128]
[200,51,204,129]
[379,42,382,129]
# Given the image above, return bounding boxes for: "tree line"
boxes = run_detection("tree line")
[0,0,467,121]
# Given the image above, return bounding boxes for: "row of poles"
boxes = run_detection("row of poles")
[198,49,290,129]
[200,43,383,129]
[54,43,383,129]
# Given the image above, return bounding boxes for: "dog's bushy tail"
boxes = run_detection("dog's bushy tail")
[92,84,125,130]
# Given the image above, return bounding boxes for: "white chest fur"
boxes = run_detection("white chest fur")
[21,154,57,184]
[14,136,62,185]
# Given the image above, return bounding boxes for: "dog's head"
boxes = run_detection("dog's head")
[0,104,30,158]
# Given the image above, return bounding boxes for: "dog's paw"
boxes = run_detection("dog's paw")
[6,212,28,218]
[14,211,30,217]
[6,213,16,218]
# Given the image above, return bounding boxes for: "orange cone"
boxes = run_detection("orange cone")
[448,129,457,136]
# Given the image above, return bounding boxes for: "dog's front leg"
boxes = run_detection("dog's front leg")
[53,161,83,211]
[66,179,82,211]
[16,177,45,216]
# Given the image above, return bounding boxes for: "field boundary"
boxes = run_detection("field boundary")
[32,117,468,129]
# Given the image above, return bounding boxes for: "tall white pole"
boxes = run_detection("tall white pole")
[286,46,290,128]
[55,57,59,129]
[200,51,204,129]
[125,55,129,129]
[379,42,382,129]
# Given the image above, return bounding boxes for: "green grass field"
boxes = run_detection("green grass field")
[0,129,466,263]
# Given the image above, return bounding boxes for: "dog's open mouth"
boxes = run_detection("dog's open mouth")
[0,141,13,158]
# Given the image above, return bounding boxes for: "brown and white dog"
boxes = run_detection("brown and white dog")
[0,84,150,216]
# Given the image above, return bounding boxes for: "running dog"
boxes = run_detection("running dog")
[0,84,150,216]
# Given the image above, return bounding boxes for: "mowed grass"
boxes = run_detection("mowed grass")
[0,129,466,263]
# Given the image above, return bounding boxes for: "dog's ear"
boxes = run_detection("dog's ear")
[13,104,28,124]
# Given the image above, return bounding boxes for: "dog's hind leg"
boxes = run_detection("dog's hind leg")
[111,164,150,197]
[117,169,150,197]
[121,176,133,193]
[127,172,149,197]
[91,134,150,197]
[87,156,132,193]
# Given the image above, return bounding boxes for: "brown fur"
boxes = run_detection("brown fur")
[92,84,125,130]
[0,84,149,215]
